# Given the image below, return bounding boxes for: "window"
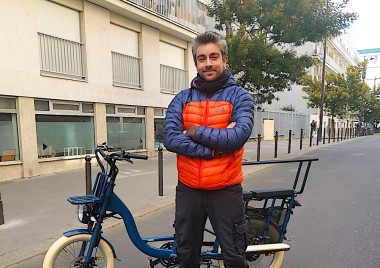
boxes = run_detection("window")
[0,97,19,162]
[111,24,141,88]
[35,100,95,158]
[106,105,146,150]
[154,108,166,148]
[160,41,187,94]
[37,0,84,79]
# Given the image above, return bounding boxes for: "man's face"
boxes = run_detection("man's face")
[195,43,228,82]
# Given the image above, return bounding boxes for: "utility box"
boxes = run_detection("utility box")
[263,119,275,141]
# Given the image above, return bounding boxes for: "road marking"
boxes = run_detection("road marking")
[120,171,156,177]
[352,153,364,156]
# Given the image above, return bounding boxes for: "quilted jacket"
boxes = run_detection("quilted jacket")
[163,72,254,190]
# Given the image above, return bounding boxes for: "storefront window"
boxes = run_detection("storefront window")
[154,108,166,148]
[35,100,95,158]
[106,105,146,150]
[0,97,19,162]
[0,113,19,162]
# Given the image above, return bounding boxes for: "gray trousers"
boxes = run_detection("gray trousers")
[175,181,248,268]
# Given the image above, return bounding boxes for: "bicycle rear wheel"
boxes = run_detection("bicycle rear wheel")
[43,234,114,268]
[245,216,283,268]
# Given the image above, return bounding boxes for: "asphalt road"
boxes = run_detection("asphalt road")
[9,135,380,267]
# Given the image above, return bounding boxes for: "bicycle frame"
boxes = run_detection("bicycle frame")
[66,154,223,266]
[61,147,317,267]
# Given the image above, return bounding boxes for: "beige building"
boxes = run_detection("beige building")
[0,0,214,182]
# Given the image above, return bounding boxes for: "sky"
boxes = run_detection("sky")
[345,0,380,50]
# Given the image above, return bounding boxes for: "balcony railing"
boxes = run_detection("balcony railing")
[160,64,187,94]
[112,52,141,88]
[124,0,215,33]
[38,33,84,79]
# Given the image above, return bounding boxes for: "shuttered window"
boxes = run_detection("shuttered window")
[37,0,80,42]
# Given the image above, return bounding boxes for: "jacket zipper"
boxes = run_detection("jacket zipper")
[200,94,210,185]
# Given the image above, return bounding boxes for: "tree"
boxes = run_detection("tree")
[207,0,357,104]
[300,64,375,123]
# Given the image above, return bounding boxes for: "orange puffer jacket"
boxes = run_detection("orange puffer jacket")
[163,72,254,190]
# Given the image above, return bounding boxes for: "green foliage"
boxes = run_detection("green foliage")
[300,63,380,123]
[207,0,357,104]
[280,104,296,112]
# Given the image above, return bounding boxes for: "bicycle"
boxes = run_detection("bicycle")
[43,143,318,267]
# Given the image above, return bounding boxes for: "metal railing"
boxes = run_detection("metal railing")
[38,33,84,79]
[112,52,141,88]
[124,0,215,33]
[160,64,187,94]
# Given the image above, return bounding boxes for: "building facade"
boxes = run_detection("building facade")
[0,0,214,182]
[358,48,380,91]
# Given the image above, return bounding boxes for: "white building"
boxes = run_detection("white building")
[0,0,215,182]
[358,48,380,91]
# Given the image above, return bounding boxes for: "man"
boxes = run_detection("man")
[310,120,317,137]
[163,31,254,267]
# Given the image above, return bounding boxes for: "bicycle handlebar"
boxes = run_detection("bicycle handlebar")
[95,143,148,172]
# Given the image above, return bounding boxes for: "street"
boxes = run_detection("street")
[8,135,380,267]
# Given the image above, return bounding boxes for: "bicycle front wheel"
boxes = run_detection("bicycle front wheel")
[43,234,115,268]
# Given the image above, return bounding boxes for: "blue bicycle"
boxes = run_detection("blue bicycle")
[43,144,318,267]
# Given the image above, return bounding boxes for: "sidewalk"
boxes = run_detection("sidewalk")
[0,137,330,267]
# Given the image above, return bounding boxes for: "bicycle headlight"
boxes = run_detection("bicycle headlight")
[77,204,91,224]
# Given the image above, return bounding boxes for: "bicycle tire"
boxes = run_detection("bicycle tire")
[218,216,283,268]
[43,234,115,268]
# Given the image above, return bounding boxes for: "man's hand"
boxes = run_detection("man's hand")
[227,122,236,128]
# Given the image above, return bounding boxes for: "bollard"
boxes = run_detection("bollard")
[323,128,326,144]
[309,128,313,147]
[0,192,4,225]
[316,128,319,146]
[85,155,92,195]
[274,131,278,158]
[257,134,261,161]
[333,128,336,142]
[158,147,163,196]
[288,130,292,154]
[337,128,340,142]
[300,129,303,150]
[328,128,331,143]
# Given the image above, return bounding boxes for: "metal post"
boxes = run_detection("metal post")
[328,128,331,143]
[317,128,319,146]
[85,155,92,195]
[333,128,336,142]
[158,147,163,196]
[288,130,292,154]
[323,128,326,144]
[257,134,261,161]
[309,128,313,147]
[337,128,340,142]
[274,131,278,158]
[0,191,4,225]
[300,129,303,150]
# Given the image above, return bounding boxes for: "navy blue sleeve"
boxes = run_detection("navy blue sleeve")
[192,88,254,152]
[163,92,213,159]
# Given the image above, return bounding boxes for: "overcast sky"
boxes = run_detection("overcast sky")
[345,0,380,50]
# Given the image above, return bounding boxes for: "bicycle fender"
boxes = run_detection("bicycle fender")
[63,229,118,259]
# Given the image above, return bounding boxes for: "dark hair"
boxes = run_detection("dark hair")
[191,31,228,63]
